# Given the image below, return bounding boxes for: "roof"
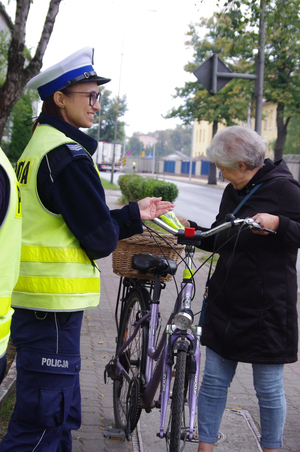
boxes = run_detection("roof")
[160,151,189,161]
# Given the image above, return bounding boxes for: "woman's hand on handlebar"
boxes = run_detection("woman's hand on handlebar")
[138,197,175,221]
[252,213,279,235]
[176,216,191,228]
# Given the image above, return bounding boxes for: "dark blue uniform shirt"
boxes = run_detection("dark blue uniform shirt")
[0,165,9,228]
[36,113,143,260]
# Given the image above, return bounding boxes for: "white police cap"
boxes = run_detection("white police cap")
[27,46,111,100]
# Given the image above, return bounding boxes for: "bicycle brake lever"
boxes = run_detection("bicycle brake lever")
[242,218,277,234]
[249,220,277,234]
[255,226,277,234]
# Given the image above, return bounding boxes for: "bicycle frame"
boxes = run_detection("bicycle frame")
[114,244,202,442]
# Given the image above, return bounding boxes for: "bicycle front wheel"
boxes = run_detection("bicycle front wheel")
[169,349,187,452]
[113,288,149,432]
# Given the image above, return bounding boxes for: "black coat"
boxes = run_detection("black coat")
[194,159,300,364]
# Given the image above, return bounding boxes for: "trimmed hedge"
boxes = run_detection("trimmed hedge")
[118,174,179,203]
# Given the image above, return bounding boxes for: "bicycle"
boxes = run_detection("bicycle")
[105,214,273,451]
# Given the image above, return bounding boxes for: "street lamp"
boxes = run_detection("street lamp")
[110,39,124,185]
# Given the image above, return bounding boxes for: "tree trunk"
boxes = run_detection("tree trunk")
[274,102,290,162]
[0,0,63,140]
[208,120,218,184]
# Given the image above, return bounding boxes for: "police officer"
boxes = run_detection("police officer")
[0,147,22,385]
[0,47,174,451]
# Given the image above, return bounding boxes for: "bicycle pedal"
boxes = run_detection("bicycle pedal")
[104,359,121,382]
[103,427,126,441]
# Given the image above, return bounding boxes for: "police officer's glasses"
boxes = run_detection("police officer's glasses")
[71,90,102,107]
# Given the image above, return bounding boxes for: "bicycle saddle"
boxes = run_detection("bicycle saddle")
[131,253,177,276]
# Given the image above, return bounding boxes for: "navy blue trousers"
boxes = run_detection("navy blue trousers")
[0,354,7,385]
[0,308,83,452]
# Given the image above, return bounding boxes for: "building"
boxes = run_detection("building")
[135,134,158,148]
[192,102,277,159]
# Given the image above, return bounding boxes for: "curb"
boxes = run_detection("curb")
[0,355,16,409]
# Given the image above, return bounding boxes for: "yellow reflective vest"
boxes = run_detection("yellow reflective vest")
[12,125,100,312]
[0,149,22,358]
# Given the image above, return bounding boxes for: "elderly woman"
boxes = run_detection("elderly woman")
[179,126,300,452]
[0,47,174,452]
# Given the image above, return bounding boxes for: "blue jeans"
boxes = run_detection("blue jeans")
[198,347,286,449]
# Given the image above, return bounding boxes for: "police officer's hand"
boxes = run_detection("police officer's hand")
[137,197,175,221]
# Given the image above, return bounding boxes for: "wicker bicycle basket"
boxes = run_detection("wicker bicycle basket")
[112,229,184,282]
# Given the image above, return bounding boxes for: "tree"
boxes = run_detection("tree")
[87,89,127,143]
[6,90,33,160]
[215,0,300,160]
[167,14,253,182]
[284,118,300,155]
[0,0,63,140]
[126,126,193,160]
[127,135,144,156]
[167,125,193,155]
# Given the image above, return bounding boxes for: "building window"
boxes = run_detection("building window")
[203,129,205,141]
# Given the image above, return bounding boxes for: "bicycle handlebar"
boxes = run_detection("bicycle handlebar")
[152,214,276,245]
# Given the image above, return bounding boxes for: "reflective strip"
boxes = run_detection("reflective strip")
[0,319,11,340]
[0,297,11,317]
[14,276,100,294]
[12,291,100,311]
[21,246,91,264]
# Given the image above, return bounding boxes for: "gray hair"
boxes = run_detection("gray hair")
[206,126,266,169]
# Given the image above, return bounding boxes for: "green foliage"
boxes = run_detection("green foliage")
[166,14,252,128]
[0,31,9,84]
[284,117,300,154]
[6,91,33,161]
[151,180,179,202]
[127,126,193,159]
[87,89,127,143]
[118,174,179,203]
[128,135,144,156]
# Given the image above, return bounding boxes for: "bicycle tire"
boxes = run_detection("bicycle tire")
[113,288,149,431]
[169,349,187,452]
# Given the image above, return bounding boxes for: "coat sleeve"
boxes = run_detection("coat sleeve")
[275,178,300,247]
[0,166,9,227]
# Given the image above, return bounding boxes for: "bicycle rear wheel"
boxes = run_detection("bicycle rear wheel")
[168,349,187,452]
[113,288,149,432]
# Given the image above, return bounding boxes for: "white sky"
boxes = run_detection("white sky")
[3,0,222,137]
